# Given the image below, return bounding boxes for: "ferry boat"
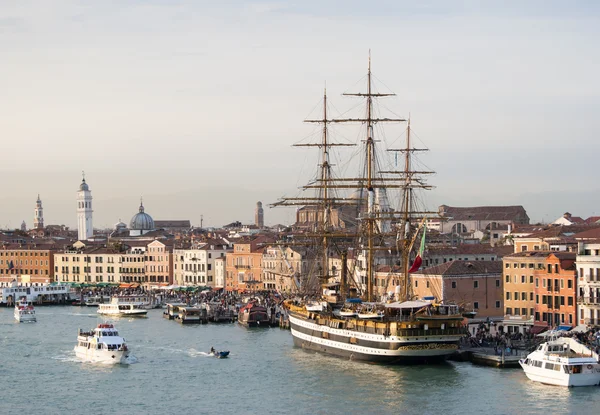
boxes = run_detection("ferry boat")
[97,296,148,317]
[175,306,207,324]
[74,323,130,364]
[163,303,187,320]
[14,298,36,323]
[2,283,75,305]
[238,302,269,327]
[519,337,600,387]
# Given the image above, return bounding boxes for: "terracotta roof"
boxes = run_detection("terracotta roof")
[525,224,600,240]
[584,216,600,224]
[154,220,191,228]
[412,260,502,276]
[438,205,529,222]
[427,244,501,255]
[573,227,600,241]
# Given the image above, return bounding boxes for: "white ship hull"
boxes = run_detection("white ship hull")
[520,362,600,387]
[289,312,461,363]
[14,310,36,323]
[74,346,129,364]
[97,309,147,317]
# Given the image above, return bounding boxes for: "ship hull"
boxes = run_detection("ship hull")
[289,312,461,364]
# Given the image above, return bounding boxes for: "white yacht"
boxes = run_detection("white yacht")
[14,299,36,323]
[74,323,130,364]
[520,337,600,387]
[97,296,148,317]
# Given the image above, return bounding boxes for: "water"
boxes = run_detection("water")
[0,307,598,415]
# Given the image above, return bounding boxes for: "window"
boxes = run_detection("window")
[530,276,534,283]
[536,295,539,304]
[426,281,430,288]
[506,275,510,283]
[505,263,510,269]
[568,297,573,306]
[514,291,519,301]
[521,275,526,283]
[506,307,512,315]
[496,279,500,288]
[530,308,534,316]
[451,281,456,289]
[568,280,573,289]
[474,281,479,289]
[415,280,418,287]
[495,301,500,308]
[535,278,539,288]
[543,279,546,288]
[515,308,520,315]
[506,292,511,300]
[530,292,534,301]
[473,302,479,309]
[521,292,526,301]
[522,308,527,316]
[560,279,564,289]
[548,264,552,273]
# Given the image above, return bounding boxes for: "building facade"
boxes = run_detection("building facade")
[533,253,577,329]
[0,244,55,285]
[173,241,227,287]
[575,241,600,326]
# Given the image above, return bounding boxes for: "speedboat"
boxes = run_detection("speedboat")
[209,350,230,359]
[74,323,130,364]
[14,299,36,323]
[519,337,600,387]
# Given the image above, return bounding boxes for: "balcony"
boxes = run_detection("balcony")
[578,296,600,306]
[234,264,251,269]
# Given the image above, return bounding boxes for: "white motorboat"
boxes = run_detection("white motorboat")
[84,296,106,307]
[14,299,36,323]
[519,337,600,387]
[74,323,130,364]
[97,296,148,317]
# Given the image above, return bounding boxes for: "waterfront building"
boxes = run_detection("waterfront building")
[411,261,503,319]
[225,235,274,292]
[532,252,577,329]
[512,225,599,253]
[173,240,227,287]
[574,229,600,326]
[54,241,121,284]
[214,256,226,289]
[255,201,264,229]
[34,194,43,230]
[144,240,173,287]
[502,251,549,334]
[262,245,309,292]
[0,244,56,285]
[77,175,93,240]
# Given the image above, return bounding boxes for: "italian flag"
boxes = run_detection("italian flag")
[408,222,426,273]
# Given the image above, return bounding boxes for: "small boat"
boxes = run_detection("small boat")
[175,306,207,324]
[97,296,148,317]
[519,337,600,387]
[14,298,36,323]
[84,295,106,307]
[238,301,269,327]
[209,349,230,359]
[74,323,130,364]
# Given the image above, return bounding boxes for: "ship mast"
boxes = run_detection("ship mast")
[387,117,436,301]
[272,88,354,294]
[334,53,405,301]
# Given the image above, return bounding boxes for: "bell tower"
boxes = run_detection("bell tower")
[77,172,93,240]
[34,194,44,229]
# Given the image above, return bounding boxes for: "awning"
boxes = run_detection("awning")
[529,325,548,335]
[571,324,589,333]
[557,325,572,331]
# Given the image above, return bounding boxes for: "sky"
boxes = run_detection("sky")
[1,0,600,230]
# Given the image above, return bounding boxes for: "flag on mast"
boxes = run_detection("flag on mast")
[408,222,427,273]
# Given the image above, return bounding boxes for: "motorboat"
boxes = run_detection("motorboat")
[519,337,600,386]
[74,323,130,364]
[97,296,148,317]
[209,349,230,359]
[163,303,187,320]
[14,298,36,323]
[85,296,106,307]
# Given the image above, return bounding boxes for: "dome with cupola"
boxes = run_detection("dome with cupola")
[129,200,154,234]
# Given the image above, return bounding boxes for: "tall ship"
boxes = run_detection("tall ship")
[275,55,465,363]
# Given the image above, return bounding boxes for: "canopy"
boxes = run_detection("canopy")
[385,300,431,309]
[557,325,572,331]
[571,324,589,333]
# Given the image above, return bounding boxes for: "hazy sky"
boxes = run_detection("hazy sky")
[2,1,600,230]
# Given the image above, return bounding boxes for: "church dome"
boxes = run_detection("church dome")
[114,219,127,231]
[79,179,89,191]
[130,202,154,231]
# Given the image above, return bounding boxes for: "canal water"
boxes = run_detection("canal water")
[0,307,598,415]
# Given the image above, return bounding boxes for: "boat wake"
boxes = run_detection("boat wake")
[122,355,138,365]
